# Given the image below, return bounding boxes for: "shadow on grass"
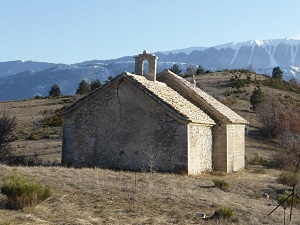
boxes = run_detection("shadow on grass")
[0,198,8,210]
[3,154,60,167]
[199,185,215,189]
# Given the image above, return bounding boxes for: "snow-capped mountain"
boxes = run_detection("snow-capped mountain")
[1,38,300,101]
[156,38,300,81]
[157,38,300,70]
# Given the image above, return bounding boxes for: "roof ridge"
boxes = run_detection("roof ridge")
[158,70,248,124]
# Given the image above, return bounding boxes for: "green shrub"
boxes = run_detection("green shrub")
[213,207,233,220]
[43,107,65,127]
[34,95,43,99]
[43,114,63,127]
[278,194,300,207]
[213,179,229,191]
[247,154,269,166]
[1,174,50,210]
[26,133,39,140]
[278,171,300,187]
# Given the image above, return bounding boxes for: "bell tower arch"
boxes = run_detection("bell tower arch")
[134,50,158,81]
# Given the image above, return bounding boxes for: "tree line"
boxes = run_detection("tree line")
[47,64,285,99]
[48,76,114,98]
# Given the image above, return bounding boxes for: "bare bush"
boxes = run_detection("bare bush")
[277,129,300,171]
[255,93,282,137]
[272,104,300,170]
[0,111,17,161]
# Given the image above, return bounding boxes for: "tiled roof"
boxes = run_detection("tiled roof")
[158,70,248,124]
[125,73,215,125]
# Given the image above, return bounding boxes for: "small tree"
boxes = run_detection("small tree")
[250,87,264,110]
[255,93,281,137]
[48,84,61,98]
[184,66,196,77]
[0,111,17,161]
[76,80,89,95]
[169,64,182,75]
[272,66,283,80]
[196,65,205,75]
[289,78,298,86]
[271,106,300,169]
[277,128,300,169]
[90,79,102,91]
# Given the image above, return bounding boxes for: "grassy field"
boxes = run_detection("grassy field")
[0,163,298,225]
[1,71,300,224]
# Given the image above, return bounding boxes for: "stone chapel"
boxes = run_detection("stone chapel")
[61,51,248,175]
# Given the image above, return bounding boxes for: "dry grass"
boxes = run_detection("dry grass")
[0,97,72,163]
[0,164,299,225]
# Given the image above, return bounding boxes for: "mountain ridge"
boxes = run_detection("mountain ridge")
[1,38,300,101]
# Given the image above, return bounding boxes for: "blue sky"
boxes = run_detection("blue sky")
[1,0,300,64]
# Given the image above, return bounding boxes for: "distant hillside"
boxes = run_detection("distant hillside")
[0,60,63,77]
[0,61,186,101]
[1,38,300,101]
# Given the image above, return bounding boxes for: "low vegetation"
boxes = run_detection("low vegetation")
[247,153,270,167]
[212,206,233,220]
[213,179,229,191]
[42,107,65,127]
[277,194,300,208]
[277,171,300,187]
[0,174,50,210]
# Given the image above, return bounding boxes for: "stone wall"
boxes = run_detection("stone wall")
[212,124,227,171]
[188,124,213,175]
[212,124,245,172]
[62,79,188,172]
[226,124,245,172]
[62,118,75,166]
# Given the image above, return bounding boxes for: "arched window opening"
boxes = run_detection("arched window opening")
[134,50,158,82]
[143,59,149,76]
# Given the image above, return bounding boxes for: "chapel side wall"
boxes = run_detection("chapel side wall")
[212,124,228,172]
[226,124,245,172]
[188,124,212,175]
[61,117,75,166]
[68,80,188,172]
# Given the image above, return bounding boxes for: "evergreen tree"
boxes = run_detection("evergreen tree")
[90,79,102,91]
[196,65,205,75]
[272,66,283,80]
[76,80,89,95]
[48,84,61,98]
[169,64,182,75]
[250,87,264,110]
